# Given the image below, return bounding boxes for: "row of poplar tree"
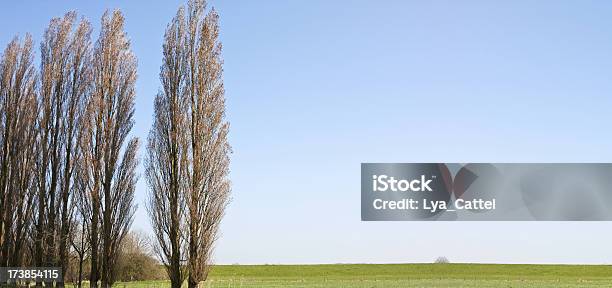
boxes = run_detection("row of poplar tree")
[0,1,231,288]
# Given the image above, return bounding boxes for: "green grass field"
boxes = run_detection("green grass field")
[106,263,612,288]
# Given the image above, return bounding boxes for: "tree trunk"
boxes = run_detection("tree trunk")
[35,184,46,288]
[77,254,84,288]
[90,200,99,288]
[58,139,73,288]
[101,174,112,288]
[188,218,199,288]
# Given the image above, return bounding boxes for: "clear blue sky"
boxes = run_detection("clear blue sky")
[2,0,612,264]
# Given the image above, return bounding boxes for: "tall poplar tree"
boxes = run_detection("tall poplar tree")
[36,12,92,286]
[81,10,139,288]
[147,1,231,287]
[0,34,38,268]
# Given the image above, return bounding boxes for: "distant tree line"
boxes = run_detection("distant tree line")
[0,0,230,288]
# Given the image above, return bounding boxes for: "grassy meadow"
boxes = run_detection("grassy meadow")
[102,263,612,288]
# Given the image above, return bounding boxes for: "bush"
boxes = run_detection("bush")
[114,231,166,282]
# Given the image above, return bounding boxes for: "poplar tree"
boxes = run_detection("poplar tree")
[36,13,92,286]
[81,10,139,288]
[0,34,38,268]
[147,1,231,287]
